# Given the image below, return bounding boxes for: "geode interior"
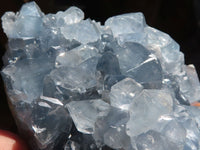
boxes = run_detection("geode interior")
[1,1,200,150]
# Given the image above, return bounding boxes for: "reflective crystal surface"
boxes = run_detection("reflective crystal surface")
[66,99,110,134]
[1,2,200,150]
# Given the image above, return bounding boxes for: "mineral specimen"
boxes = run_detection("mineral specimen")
[1,1,200,150]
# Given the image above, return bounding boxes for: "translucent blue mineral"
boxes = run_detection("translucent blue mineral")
[1,1,200,150]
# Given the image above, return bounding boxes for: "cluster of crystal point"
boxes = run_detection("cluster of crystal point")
[2,1,200,150]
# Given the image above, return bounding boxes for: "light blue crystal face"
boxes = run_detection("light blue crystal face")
[1,1,200,150]
[66,99,110,134]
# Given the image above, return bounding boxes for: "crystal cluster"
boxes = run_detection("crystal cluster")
[1,2,200,150]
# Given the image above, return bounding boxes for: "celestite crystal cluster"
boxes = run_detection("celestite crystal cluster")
[1,1,200,150]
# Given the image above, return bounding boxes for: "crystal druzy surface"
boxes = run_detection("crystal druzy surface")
[1,2,200,150]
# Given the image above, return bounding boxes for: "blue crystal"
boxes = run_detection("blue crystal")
[1,2,200,150]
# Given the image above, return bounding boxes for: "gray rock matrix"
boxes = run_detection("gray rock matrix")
[1,1,200,150]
